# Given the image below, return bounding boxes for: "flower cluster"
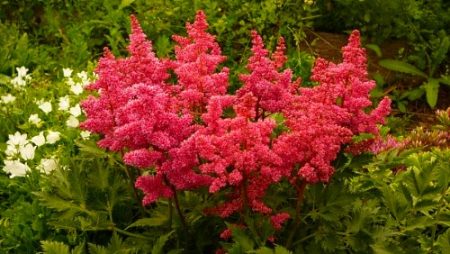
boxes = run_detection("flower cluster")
[1,66,93,178]
[81,11,226,204]
[274,31,391,184]
[2,130,61,177]
[81,11,391,232]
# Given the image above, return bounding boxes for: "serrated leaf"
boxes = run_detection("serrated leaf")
[228,223,255,251]
[152,231,174,254]
[88,243,108,254]
[403,216,434,232]
[371,243,397,254]
[41,241,70,254]
[125,216,168,230]
[75,140,111,158]
[71,243,85,254]
[379,59,428,78]
[437,229,450,253]
[423,79,439,108]
[437,213,450,227]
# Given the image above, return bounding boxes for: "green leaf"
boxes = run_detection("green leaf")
[41,241,70,254]
[228,223,255,251]
[437,213,450,227]
[431,36,450,73]
[366,44,382,57]
[75,140,111,158]
[402,88,424,101]
[125,216,168,229]
[71,243,85,254]
[437,229,450,253]
[422,79,439,108]
[274,245,292,254]
[373,73,385,86]
[379,59,428,78]
[119,0,136,9]
[152,231,174,254]
[0,74,9,84]
[438,75,450,86]
[397,101,407,113]
[352,133,375,143]
[371,243,398,254]
[88,243,108,254]
[254,247,274,254]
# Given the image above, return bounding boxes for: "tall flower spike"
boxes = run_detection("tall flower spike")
[128,15,152,56]
[170,10,229,113]
[272,37,287,69]
[81,16,207,207]
[238,31,297,114]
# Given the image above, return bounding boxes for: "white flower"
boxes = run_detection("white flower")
[3,160,30,178]
[63,68,73,78]
[77,71,90,86]
[58,96,71,111]
[80,130,91,140]
[38,158,58,174]
[37,100,52,114]
[69,104,82,117]
[28,114,42,126]
[46,131,61,144]
[16,66,29,78]
[66,115,79,128]
[7,132,28,146]
[11,76,26,87]
[5,144,18,157]
[19,143,36,160]
[31,132,46,146]
[70,83,84,95]
[66,77,75,87]
[1,94,16,104]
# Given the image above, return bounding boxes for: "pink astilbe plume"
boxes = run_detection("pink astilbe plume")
[170,10,229,113]
[81,14,222,205]
[238,31,299,114]
[81,15,170,152]
[196,94,283,217]
[189,34,295,220]
[275,30,391,184]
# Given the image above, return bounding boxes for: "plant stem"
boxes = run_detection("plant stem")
[168,198,173,229]
[171,185,188,231]
[123,164,146,215]
[114,226,153,240]
[286,180,307,249]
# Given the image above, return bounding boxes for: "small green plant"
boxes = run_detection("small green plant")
[379,33,450,108]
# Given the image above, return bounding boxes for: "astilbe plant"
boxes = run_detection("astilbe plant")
[81,10,391,239]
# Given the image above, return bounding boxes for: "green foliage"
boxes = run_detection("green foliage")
[0,0,318,80]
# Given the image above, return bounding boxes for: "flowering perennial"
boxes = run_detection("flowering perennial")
[81,11,391,230]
